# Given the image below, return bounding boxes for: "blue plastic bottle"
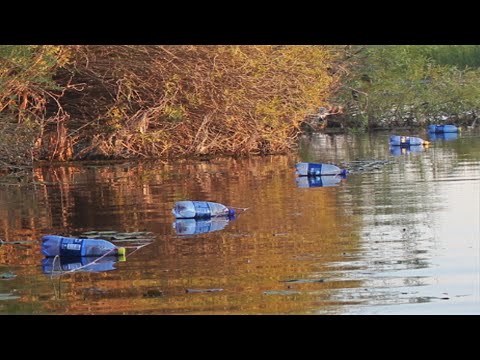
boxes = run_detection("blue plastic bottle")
[41,235,126,257]
[427,124,458,133]
[42,256,120,274]
[172,201,235,219]
[296,175,342,188]
[295,162,348,177]
[389,135,429,146]
[173,218,231,235]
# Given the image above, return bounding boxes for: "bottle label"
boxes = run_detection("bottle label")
[307,163,322,176]
[195,220,213,234]
[193,202,212,218]
[400,136,410,146]
[309,177,323,187]
[59,238,84,257]
[63,262,83,271]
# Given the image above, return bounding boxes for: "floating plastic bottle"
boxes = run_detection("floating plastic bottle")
[428,132,458,142]
[390,145,424,156]
[295,162,348,177]
[427,124,459,133]
[389,135,430,147]
[42,256,121,274]
[172,201,235,219]
[296,175,343,188]
[41,235,126,258]
[173,218,232,235]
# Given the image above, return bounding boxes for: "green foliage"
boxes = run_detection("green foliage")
[0,46,69,98]
[0,46,60,87]
[419,45,480,69]
[0,45,71,129]
[0,45,73,169]
[337,45,480,128]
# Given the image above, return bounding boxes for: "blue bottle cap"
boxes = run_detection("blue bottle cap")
[228,208,236,219]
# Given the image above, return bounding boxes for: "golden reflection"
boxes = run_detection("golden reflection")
[1,155,363,314]
[3,131,479,314]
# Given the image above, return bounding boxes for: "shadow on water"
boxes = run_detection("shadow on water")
[1,129,479,314]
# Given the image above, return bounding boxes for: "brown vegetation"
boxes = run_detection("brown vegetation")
[0,46,340,168]
[59,45,339,159]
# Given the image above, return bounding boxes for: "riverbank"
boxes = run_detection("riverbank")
[303,114,478,134]
[3,45,480,173]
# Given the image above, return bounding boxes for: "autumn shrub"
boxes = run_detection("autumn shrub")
[0,45,72,167]
[57,45,339,159]
[1,45,339,163]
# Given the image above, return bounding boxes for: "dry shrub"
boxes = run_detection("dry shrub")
[0,46,70,120]
[0,45,73,166]
[0,119,38,168]
[58,45,339,159]
[1,46,339,162]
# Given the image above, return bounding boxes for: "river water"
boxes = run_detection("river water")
[1,130,479,314]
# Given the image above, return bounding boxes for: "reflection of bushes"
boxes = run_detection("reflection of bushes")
[1,45,339,166]
[0,156,360,314]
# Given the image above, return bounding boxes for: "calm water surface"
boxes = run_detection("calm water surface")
[1,130,479,314]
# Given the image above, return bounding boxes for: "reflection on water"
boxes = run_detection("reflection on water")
[42,256,120,275]
[390,145,425,156]
[428,132,459,142]
[173,218,232,235]
[0,130,479,314]
[296,175,344,188]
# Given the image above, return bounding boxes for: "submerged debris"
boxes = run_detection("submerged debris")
[185,288,224,293]
[78,231,155,245]
[280,279,325,284]
[0,272,16,280]
[263,290,301,295]
[143,289,164,298]
[0,293,20,301]
[342,159,395,174]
